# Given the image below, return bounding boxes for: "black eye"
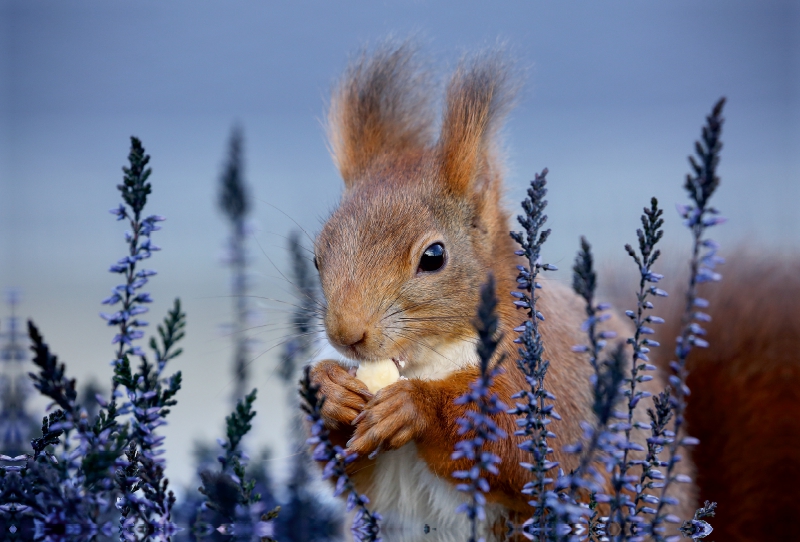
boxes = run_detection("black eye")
[313,256,319,271]
[418,243,446,273]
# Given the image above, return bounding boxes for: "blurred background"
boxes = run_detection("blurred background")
[1,0,797,507]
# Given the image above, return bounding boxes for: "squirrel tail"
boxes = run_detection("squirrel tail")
[655,250,800,540]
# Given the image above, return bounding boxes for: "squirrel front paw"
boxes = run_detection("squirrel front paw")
[346,379,428,455]
[309,359,373,428]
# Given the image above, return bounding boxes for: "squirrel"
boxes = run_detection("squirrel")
[306,42,799,539]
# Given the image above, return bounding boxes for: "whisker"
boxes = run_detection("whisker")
[397,316,467,322]
[235,294,325,314]
[216,322,325,340]
[214,330,324,399]
[247,230,328,321]
[264,332,336,384]
[380,299,438,322]
[258,230,316,257]
[254,198,316,246]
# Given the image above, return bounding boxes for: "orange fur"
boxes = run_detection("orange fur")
[438,52,517,197]
[310,42,698,535]
[328,43,434,188]
[653,253,800,540]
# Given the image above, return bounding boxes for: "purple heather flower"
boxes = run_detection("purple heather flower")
[110,204,127,220]
[640,99,727,541]
[506,171,565,542]
[299,366,381,542]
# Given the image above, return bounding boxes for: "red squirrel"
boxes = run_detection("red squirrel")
[304,42,796,536]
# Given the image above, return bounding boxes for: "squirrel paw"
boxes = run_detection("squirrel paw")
[346,379,426,455]
[309,359,373,428]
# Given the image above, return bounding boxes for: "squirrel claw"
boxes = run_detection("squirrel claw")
[345,379,426,455]
[351,411,366,426]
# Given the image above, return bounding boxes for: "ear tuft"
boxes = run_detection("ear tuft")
[438,51,518,195]
[327,41,435,187]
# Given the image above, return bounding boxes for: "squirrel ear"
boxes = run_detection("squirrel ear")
[327,41,435,188]
[437,52,517,195]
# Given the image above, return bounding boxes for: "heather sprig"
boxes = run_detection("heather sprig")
[110,296,184,540]
[1,290,27,364]
[118,138,153,216]
[27,320,78,415]
[511,320,560,540]
[218,126,250,224]
[197,389,278,541]
[149,298,186,373]
[506,170,561,539]
[613,197,667,537]
[452,274,507,542]
[551,344,626,535]
[9,322,124,540]
[102,137,165,364]
[509,169,557,322]
[97,138,186,540]
[648,99,726,540]
[0,291,36,459]
[548,237,629,538]
[28,320,128,489]
[218,127,257,402]
[112,354,182,538]
[221,388,258,471]
[632,388,673,528]
[572,237,616,374]
[299,365,381,542]
[30,410,66,460]
[278,231,319,385]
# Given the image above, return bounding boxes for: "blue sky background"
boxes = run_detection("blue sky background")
[1,0,797,488]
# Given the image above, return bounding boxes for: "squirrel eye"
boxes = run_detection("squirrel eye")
[418,243,446,273]
[313,256,319,271]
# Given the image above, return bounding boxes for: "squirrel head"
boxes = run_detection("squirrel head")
[315,43,517,377]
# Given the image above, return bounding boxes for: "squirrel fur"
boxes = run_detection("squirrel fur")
[307,42,797,539]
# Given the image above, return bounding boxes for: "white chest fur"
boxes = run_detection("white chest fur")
[371,443,468,531]
[399,338,480,381]
[369,443,503,539]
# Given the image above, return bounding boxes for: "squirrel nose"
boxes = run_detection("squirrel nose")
[325,307,372,351]
[333,327,368,349]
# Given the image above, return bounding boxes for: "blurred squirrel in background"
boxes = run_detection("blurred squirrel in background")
[307,42,799,541]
